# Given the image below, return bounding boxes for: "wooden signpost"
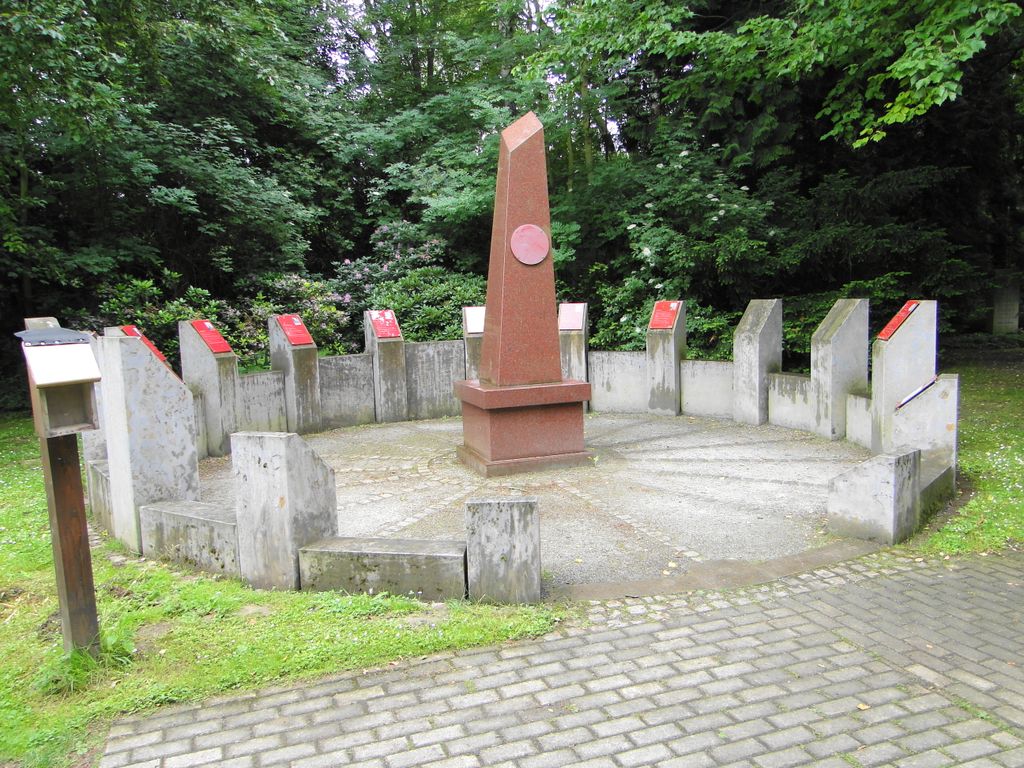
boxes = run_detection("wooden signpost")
[17,320,101,656]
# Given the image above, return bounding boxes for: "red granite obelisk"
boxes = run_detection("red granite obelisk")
[454,112,591,476]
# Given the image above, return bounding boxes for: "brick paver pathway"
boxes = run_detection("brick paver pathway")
[100,552,1024,767]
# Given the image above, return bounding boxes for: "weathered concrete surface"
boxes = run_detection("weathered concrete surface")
[365,313,408,423]
[180,320,237,457]
[236,370,286,432]
[318,353,375,428]
[680,359,734,419]
[846,393,872,449]
[405,341,464,420]
[85,459,112,534]
[733,299,782,425]
[462,306,485,381]
[891,373,959,492]
[100,336,200,552]
[588,351,646,413]
[299,537,466,600]
[81,333,107,463]
[828,450,921,544]
[466,498,541,603]
[768,372,813,432]
[646,303,686,416]
[232,432,337,590]
[558,302,588,387]
[269,315,322,434]
[139,500,239,577]
[871,300,937,453]
[811,298,869,439]
[992,271,1020,334]
[198,413,872,591]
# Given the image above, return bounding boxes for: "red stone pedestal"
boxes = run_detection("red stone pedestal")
[455,379,591,477]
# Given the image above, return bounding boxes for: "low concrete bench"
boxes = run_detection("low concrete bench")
[299,537,467,600]
[139,501,239,576]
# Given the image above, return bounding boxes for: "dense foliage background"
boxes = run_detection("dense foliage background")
[2,0,1022,397]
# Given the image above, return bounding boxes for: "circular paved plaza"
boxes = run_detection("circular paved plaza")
[199,413,873,593]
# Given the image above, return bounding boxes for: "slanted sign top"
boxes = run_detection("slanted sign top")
[121,325,167,362]
[190,319,232,354]
[877,300,920,341]
[463,306,486,336]
[558,303,586,332]
[649,300,682,330]
[369,309,402,339]
[276,314,315,347]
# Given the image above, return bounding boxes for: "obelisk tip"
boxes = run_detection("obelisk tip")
[502,112,543,153]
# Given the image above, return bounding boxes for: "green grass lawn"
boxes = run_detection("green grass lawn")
[0,416,564,767]
[0,348,1020,767]
[921,349,1024,553]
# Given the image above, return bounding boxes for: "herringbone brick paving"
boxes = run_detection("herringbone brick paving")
[99,552,1024,767]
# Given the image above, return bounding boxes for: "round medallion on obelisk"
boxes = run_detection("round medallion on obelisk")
[510,224,549,266]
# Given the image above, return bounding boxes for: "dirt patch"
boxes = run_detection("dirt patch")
[0,586,25,603]
[37,610,61,641]
[398,603,450,628]
[133,621,174,656]
[237,604,275,619]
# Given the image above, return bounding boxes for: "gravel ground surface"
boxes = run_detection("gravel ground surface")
[198,413,872,590]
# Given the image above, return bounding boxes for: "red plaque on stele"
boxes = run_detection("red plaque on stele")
[878,300,920,341]
[121,325,167,362]
[649,300,682,330]
[190,319,232,354]
[276,314,314,346]
[369,310,402,339]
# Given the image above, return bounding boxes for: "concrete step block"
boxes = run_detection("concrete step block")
[465,498,541,604]
[827,450,921,545]
[299,537,467,600]
[139,500,239,577]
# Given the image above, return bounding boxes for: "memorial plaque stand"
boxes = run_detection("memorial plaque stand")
[18,321,101,656]
[454,113,591,477]
[646,300,686,416]
[269,314,322,434]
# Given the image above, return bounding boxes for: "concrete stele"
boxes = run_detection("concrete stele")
[100,336,200,552]
[810,298,869,439]
[232,432,337,590]
[558,302,589,384]
[465,498,542,604]
[462,306,486,381]
[891,373,959,501]
[269,314,322,434]
[180,319,238,457]
[870,300,937,452]
[405,341,465,420]
[827,450,921,545]
[646,300,686,416]
[733,299,782,425]
[364,310,408,423]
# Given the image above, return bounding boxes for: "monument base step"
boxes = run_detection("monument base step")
[139,501,239,577]
[456,444,593,478]
[299,537,467,600]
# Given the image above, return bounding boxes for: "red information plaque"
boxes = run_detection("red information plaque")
[190,319,232,354]
[369,309,402,339]
[120,324,167,362]
[878,300,920,341]
[649,300,682,330]
[276,314,315,346]
[558,303,586,332]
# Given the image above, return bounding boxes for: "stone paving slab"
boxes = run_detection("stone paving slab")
[100,551,1024,767]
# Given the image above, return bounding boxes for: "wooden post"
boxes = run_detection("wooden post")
[20,318,101,657]
[40,433,100,656]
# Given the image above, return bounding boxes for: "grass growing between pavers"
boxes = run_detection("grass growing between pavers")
[0,416,564,768]
[922,350,1024,554]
